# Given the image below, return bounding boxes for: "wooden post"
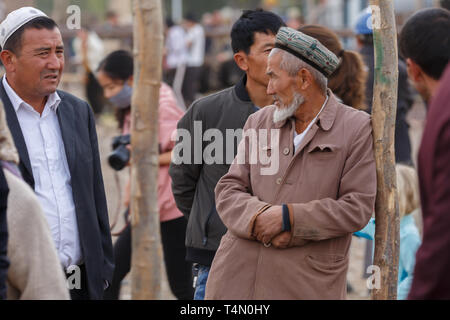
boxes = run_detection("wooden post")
[369,0,400,300]
[130,0,164,300]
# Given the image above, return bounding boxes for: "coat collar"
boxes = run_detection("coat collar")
[0,81,76,187]
[0,80,34,186]
[273,89,338,131]
[234,74,252,103]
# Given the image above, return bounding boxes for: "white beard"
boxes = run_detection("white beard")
[272,92,305,124]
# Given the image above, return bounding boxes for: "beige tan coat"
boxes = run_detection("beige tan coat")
[205,91,377,300]
[0,99,69,300]
[5,169,70,300]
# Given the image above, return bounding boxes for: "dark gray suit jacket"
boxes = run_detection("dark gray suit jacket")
[0,82,114,299]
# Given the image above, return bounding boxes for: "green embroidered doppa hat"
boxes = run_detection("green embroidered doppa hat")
[275,26,341,77]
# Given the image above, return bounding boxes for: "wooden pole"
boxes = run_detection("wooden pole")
[369,0,400,300]
[130,0,164,300]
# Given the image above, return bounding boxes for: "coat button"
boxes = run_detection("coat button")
[283,148,290,155]
[276,178,282,185]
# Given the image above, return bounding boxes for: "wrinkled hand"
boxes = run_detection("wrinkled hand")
[271,232,292,249]
[253,206,283,245]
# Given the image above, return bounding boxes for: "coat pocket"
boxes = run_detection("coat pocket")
[306,144,339,161]
[305,254,347,275]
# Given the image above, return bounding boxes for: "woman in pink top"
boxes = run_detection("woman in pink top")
[97,50,193,300]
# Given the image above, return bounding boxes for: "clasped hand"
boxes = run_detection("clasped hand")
[253,206,292,249]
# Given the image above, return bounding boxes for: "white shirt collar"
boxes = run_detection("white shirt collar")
[294,94,329,137]
[2,75,61,113]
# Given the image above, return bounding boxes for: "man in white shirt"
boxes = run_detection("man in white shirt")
[181,13,205,107]
[0,7,113,300]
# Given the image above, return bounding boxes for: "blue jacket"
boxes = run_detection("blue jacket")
[354,214,421,299]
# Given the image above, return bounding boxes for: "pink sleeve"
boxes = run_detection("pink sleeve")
[158,83,184,152]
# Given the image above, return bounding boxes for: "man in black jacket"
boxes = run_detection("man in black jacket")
[169,9,285,300]
[0,7,113,300]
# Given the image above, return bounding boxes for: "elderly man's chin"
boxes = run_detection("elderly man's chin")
[272,93,305,123]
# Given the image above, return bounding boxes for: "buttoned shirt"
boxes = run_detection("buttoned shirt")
[2,76,82,269]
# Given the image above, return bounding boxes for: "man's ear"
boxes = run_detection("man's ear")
[233,52,249,72]
[297,68,313,90]
[406,58,424,83]
[0,50,16,73]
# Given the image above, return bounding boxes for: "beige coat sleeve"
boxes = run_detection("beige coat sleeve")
[215,115,271,240]
[5,170,70,300]
[289,117,377,245]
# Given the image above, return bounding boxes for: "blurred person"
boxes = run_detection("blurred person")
[286,7,303,30]
[0,99,69,300]
[0,150,7,300]
[97,50,193,300]
[354,164,421,299]
[355,7,414,165]
[397,8,450,299]
[164,18,187,109]
[441,0,450,10]
[75,28,106,115]
[205,27,376,300]
[169,9,285,300]
[164,18,187,85]
[399,8,450,106]
[0,7,114,300]
[300,25,367,110]
[182,13,205,107]
[72,27,104,79]
[105,10,120,29]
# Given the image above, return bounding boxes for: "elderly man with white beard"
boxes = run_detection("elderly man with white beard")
[205,27,377,300]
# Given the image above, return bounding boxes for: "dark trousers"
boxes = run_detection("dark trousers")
[182,66,202,108]
[103,216,194,300]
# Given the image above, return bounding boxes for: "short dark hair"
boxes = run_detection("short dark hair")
[441,0,450,10]
[399,8,450,80]
[2,16,57,55]
[97,50,133,81]
[231,9,285,54]
[357,33,373,46]
[184,12,199,23]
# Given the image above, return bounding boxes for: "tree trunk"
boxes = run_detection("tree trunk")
[130,0,164,300]
[369,0,400,300]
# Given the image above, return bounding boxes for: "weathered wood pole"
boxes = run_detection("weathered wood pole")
[130,0,164,300]
[369,0,400,300]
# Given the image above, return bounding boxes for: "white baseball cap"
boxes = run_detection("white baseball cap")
[0,7,48,49]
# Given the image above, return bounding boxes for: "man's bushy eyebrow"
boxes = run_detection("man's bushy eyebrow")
[33,45,64,52]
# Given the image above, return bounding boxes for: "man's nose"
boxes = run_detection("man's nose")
[46,52,62,70]
[267,82,275,96]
